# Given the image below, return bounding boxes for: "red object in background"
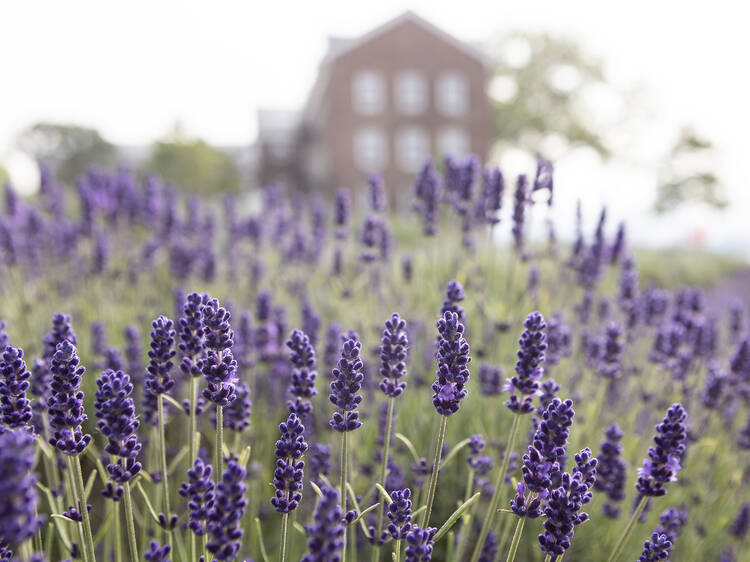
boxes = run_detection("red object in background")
[689,228,707,248]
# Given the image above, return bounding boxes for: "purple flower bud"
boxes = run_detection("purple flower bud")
[440,280,465,321]
[271,413,308,513]
[144,540,171,562]
[385,488,413,541]
[479,363,503,396]
[594,423,626,518]
[637,532,672,561]
[404,524,436,562]
[506,312,547,414]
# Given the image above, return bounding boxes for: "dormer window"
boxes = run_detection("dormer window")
[352,70,385,115]
[436,72,469,117]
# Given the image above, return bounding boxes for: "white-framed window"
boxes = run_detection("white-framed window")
[396,127,430,173]
[436,72,469,116]
[438,127,470,158]
[353,127,387,172]
[352,70,385,115]
[394,71,427,115]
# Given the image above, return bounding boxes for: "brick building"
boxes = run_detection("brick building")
[256,11,492,208]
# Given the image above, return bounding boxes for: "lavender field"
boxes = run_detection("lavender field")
[1,159,749,562]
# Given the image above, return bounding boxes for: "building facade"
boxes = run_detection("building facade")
[256,11,492,208]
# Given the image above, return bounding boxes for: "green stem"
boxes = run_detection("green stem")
[189,377,198,562]
[216,405,224,479]
[607,495,649,562]
[454,467,475,560]
[469,413,521,562]
[421,414,448,528]
[341,429,349,562]
[506,511,528,562]
[33,505,44,555]
[157,394,172,548]
[71,455,97,562]
[114,501,122,562]
[123,482,139,562]
[371,397,395,562]
[279,512,289,562]
[544,555,552,562]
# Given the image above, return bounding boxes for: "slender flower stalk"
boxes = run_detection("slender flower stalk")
[145,316,177,536]
[471,312,546,562]
[329,335,364,561]
[271,413,308,561]
[423,310,471,527]
[372,313,408,561]
[608,404,688,562]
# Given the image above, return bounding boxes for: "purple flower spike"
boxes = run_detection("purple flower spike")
[594,423,626,518]
[144,540,171,562]
[0,428,44,550]
[178,293,207,378]
[506,312,547,414]
[404,524,437,562]
[179,457,215,537]
[271,413,308,513]
[478,530,499,562]
[379,313,408,398]
[206,460,247,561]
[286,329,318,419]
[94,370,142,491]
[637,532,672,561]
[329,337,364,432]
[385,488,413,541]
[440,280,466,321]
[201,299,238,407]
[47,341,91,455]
[301,484,345,562]
[432,311,471,416]
[0,345,32,429]
[42,313,77,360]
[145,316,176,396]
[479,363,503,396]
[636,403,688,497]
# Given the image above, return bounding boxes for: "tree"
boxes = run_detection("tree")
[141,126,240,195]
[17,122,117,185]
[653,127,728,213]
[487,32,610,159]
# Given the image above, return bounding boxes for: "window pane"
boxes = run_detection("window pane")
[352,71,385,115]
[395,71,427,115]
[396,127,429,173]
[436,72,469,117]
[354,127,387,172]
[438,127,469,158]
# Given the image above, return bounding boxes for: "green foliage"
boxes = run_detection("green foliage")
[654,127,728,213]
[142,127,240,195]
[0,164,8,185]
[17,122,118,185]
[487,32,610,158]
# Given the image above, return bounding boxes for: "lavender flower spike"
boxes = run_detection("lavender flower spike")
[145,316,177,397]
[506,312,547,414]
[206,460,248,561]
[0,428,44,551]
[329,336,364,432]
[201,299,238,407]
[637,532,672,561]
[271,412,308,513]
[379,313,408,398]
[286,329,318,419]
[432,311,471,416]
[47,341,91,455]
[404,524,437,562]
[0,345,33,429]
[301,484,345,562]
[636,403,688,497]
[179,457,215,537]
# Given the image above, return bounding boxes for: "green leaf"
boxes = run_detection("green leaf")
[136,481,162,524]
[433,492,481,542]
[394,433,420,464]
[375,483,393,504]
[440,438,471,468]
[255,517,271,562]
[51,514,77,524]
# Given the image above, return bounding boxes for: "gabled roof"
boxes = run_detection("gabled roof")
[323,11,489,66]
[301,11,488,125]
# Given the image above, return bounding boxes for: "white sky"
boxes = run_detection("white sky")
[1,1,748,254]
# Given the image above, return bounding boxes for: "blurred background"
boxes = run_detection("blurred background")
[1,0,747,255]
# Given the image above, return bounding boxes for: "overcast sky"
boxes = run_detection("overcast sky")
[1,1,748,253]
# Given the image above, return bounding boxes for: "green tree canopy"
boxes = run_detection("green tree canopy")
[17,122,118,185]
[142,127,240,195]
[653,127,728,213]
[487,32,610,158]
